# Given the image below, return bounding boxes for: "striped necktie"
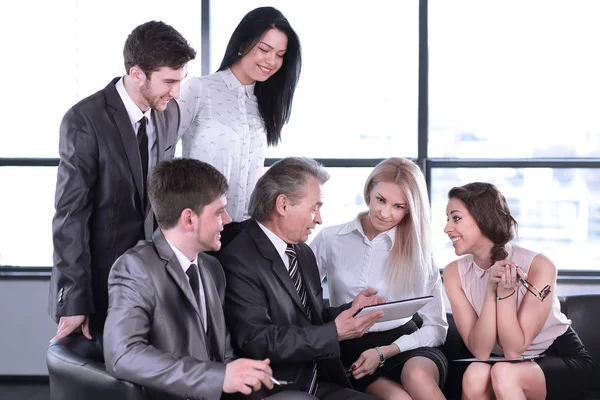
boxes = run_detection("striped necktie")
[285,244,318,395]
[285,244,311,319]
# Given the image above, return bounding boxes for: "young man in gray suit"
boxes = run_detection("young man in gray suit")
[103,158,314,400]
[220,157,385,400]
[49,21,196,343]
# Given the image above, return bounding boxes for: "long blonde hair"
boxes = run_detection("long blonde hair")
[363,158,433,296]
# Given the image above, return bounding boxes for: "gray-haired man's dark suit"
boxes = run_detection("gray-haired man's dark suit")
[48,77,179,334]
[220,221,377,400]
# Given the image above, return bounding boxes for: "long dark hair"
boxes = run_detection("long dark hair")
[218,7,302,146]
[448,182,518,264]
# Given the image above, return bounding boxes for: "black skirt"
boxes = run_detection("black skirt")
[340,320,449,392]
[535,326,595,400]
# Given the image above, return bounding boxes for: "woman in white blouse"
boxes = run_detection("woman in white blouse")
[310,158,448,400]
[178,6,301,249]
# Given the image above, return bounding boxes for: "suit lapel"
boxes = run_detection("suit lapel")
[153,111,166,163]
[104,78,144,209]
[153,230,204,324]
[153,230,214,361]
[247,221,310,319]
[197,259,224,361]
[148,111,164,219]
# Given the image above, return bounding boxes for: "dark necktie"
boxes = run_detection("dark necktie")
[285,244,311,319]
[137,116,148,205]
[186,264,205,330]
[285,244,318,395]
[188,263,220,361]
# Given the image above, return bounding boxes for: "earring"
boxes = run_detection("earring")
[237,51,242,56]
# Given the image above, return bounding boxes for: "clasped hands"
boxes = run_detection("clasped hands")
[335,288,385,341]
[486,260,525,298]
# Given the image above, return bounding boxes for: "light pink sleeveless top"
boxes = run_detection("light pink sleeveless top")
[457,243,570,356]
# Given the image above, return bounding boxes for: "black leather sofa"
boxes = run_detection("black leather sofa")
[442,294,600,400]
[47,333,145,400]
[46,294,599,400]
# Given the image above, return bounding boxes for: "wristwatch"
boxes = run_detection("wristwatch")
[374,346,385,368]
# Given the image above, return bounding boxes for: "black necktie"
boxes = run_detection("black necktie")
[186,264,205,328]
[188,263,220,361]
[285,244,318,395]
[137,116,148,205]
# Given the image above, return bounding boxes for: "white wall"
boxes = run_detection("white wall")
[0,280,55,375]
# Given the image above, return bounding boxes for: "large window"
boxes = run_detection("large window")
[429,1,600,159]
[429,0,600,271]
[430,168,600,271]
[210,0,420,159]
[2,1,599,273]
[0,1,203,267]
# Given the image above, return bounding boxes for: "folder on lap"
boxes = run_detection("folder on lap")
[452,354,544,362]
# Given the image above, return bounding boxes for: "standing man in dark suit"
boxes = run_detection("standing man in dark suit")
[220,157,385,400]
[49,21,197,343]
[104,158,313,400]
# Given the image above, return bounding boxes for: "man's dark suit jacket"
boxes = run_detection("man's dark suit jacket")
[220,220,352,394]
[48,77,179,332]
[104,229,234,400]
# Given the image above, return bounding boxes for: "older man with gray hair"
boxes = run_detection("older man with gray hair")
[220,157,384,400]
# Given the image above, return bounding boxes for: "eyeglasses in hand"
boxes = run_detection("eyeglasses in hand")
[517,272,551,301]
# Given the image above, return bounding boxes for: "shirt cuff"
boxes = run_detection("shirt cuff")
[393,333,419,353]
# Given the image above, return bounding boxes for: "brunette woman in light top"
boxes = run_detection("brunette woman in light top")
[178,6,301,249]
[310,158,449,400]
[443,182,594,400]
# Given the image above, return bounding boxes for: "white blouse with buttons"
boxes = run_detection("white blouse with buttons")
[310,216,448,352]
[178,69,267,222]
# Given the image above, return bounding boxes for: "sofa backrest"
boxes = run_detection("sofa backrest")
[560,294,600,391]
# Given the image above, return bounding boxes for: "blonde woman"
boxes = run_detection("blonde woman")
[310,158,448,400]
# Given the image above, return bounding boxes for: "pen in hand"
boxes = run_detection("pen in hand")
[268,375,292,386]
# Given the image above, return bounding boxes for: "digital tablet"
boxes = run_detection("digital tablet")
[353,295,434,322]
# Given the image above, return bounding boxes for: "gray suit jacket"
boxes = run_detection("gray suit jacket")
[103,230,234,400]
[49,77,179,332]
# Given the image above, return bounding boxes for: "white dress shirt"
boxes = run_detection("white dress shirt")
[310,216,448,352]
[165,239,207,332]
[256,222,292,271]
[178,69,267,222]
[115,77,155,182]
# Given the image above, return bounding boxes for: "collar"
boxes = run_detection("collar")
[256,221,289,268]
[470,243,514,278]
[471,259,487,278]
[218,68,256,97]
[164,237,199,276]
[115,76,152,127]
[336,214,396,248]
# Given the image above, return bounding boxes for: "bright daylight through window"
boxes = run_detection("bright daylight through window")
[0,1,598,273]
